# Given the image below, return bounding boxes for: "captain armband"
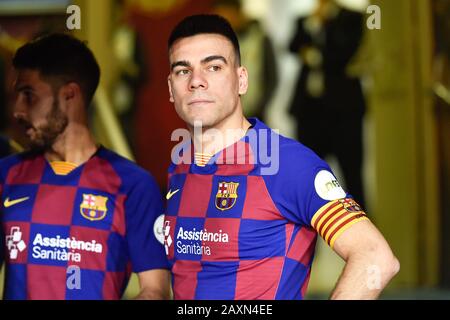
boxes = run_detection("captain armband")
[311,198,369,248]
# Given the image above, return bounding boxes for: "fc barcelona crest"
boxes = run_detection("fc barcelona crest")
[339,198,363,213]
[215,182,239,211]
[80,194,108,221]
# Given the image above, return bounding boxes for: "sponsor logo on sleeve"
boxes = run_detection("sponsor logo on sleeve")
[153,214,165,245]
[314,170,346,200]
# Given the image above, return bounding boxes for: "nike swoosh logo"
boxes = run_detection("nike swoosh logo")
[166,189,180,200]
[4,196,30,208]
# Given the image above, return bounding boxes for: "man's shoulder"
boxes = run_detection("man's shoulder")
[275,131,328,171]
[97,147,157,186]
[249,118,328,173]
[0,151,41,177]
[281,135,322,160]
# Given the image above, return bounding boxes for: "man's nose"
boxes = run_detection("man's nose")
[189,70,207,90]
[13,99,27,120]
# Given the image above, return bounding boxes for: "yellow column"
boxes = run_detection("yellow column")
[368,0,438,288]
[73,0,134,161]
[73,0,116,88]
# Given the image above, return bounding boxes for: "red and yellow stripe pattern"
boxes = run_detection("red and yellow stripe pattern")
[49,161,78,176]
[311,198,368,248]
[194,152,213,167]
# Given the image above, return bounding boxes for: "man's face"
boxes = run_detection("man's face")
[168,34,248,129]
[13,70,68,150]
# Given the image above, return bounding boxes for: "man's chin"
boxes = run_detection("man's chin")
[28,137,55,152]
[187,116,218,129]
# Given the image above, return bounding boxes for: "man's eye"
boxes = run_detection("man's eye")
[176,69,190,76]
[208,65,221,72]
[23,92,33,104]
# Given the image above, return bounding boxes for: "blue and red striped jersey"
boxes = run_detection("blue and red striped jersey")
[0,146,168,300]
[164,118,367,300]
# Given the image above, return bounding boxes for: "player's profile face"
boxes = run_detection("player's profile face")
[168,33,248,129]
[13,69,68,150]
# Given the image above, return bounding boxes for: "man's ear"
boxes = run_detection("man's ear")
[60,82,80,102]
[238,66,248,95]
[168,76,174,103]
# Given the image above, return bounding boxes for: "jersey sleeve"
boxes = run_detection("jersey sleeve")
[297,166,369,248]
[268,144,368,249]
[125,173,169,273]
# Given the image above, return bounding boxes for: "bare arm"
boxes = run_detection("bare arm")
[330,220,400,299]
[134,269,171,300]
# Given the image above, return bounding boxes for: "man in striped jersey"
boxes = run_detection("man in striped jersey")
[164,14,399,300]
[0,33,170,299]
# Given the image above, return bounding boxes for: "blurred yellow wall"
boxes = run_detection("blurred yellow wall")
[368,0,438,288]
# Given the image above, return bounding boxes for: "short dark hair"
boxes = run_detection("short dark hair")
[13,33,100,106]
[168,14,241,65]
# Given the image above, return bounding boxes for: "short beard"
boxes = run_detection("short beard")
[30,99,68,152]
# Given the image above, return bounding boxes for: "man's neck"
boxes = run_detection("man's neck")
[190,114,252,156]
[45,123,98,165]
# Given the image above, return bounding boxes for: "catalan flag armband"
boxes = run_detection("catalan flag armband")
[311,198,369,248]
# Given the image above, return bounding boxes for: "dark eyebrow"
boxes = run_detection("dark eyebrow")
[201,55,227,65]
[171,55,228,71]
[15,84,33,92]
[171,60,191,71]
